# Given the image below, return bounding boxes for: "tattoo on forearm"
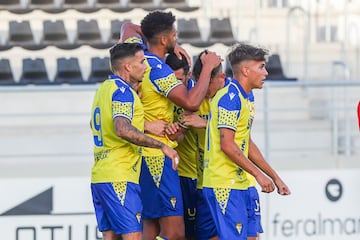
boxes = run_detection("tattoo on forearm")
[115,117,163,149]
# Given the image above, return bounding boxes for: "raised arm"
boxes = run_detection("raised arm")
[119,22,143,43]
[167,51,222,111]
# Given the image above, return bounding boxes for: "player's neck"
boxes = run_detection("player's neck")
[148,45,166,59]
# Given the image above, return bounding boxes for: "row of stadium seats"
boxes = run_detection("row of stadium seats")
[0,0,197,13]
[0,18,235,50]
[0,54,297,86]
[0,57,111,85]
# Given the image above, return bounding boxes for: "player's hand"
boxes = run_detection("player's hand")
[145,120,168,137]
[200,51,223,69]
[165,122,184,142]
[174,44,191,67]
[181,112,207,128]
[274,178,291,195]
[256,174,275,193]
[161,145,179,170]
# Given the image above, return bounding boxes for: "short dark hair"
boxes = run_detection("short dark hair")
[227,43,268,68]
[192,50,222,81]
[165,53,189,76]
[109,43,143,72]
[141,11,176,43]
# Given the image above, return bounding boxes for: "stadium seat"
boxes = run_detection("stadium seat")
[88,57,111,83]
[266,54,297,81]
[61,0,96,12]
[0,59,16,85]
[0,0,31,13]
[19,58,50,85]
[177,18,209,47]
[110,19,128,44]
[76,19,111,49]
[8,21,44,50]
[42,20,77,49]
[208,18,236,46]
[127,0,158,11]
[54,57,84,84]
[28,0,64,12]
[160,0,198,11]
[95,0,132,12]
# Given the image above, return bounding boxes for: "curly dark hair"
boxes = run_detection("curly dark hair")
[227,43,268,69]
[140,11,176,43]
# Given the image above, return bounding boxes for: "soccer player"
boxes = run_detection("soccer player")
[90,43,179,240]
[166,52,197,240]
[180,50,229,240]
[120,11,222,240]
[202,43,288,239]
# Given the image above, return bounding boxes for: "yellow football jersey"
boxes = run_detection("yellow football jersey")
[91,75,143,183]
[203,80,252,190]
[174,79,197,179]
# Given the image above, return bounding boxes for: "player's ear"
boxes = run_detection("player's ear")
[124,62,131,72]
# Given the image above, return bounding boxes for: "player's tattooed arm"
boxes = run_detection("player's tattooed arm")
[114,116,180,169]
[114,116,163,149]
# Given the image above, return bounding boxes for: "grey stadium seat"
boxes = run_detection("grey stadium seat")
[266,54,297,81]
[208,18,236,46]
[19,58,50,85]
[88,57,111,83]
[8,21,45,50]
[54,57,84,84]
[177,18,210,47]
[0,59,17,85]
[42,20,78,49]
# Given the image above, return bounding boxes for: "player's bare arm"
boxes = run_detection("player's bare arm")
[114,116,179,169]
[219,128,275,193]
[248,137,291,195]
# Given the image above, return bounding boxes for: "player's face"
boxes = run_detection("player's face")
[130,50,146,83]
[247,60,268,89]
[166,27,177,53]
[173,68,188,85]
[206,72,225,99]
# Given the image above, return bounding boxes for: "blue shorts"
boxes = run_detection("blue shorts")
[179,176,197,238]
[91,182,142,235]
[203,187,248,240]
[247,186,263,236]
[195,189,217,240]
[140,155,183,219]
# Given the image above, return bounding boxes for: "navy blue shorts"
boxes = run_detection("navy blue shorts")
[179,176,197,238]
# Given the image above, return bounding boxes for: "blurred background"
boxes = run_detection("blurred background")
[0,0,359,239]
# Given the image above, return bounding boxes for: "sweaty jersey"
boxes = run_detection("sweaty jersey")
[174,79,197,179]
[91,75,143,183]
[203,80,251,190]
